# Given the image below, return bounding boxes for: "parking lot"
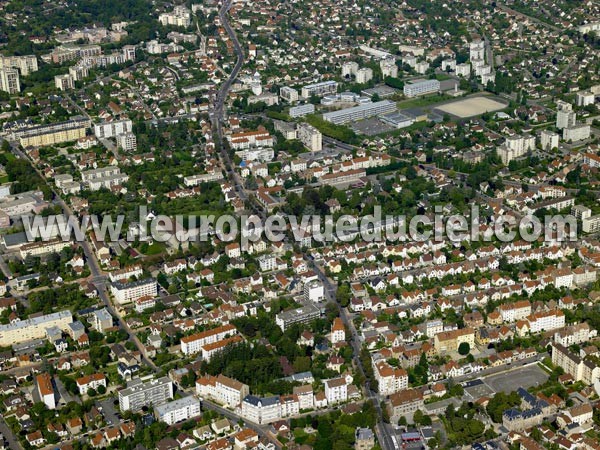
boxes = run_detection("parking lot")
[463,364,549,400]
[485,364,548,393]
[350,117,395,136]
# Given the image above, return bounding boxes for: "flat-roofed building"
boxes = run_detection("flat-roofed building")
[301,81,338,98]
[275,303,321,331]
[154,396,201,425]
[403,79,440,98]
[296,122,322,151]
[118,376,174,412]
[0,310,72,346]
[110,278,158,305]
[322,100,397,125]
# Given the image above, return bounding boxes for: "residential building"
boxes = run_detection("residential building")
[17,116,89,147]
[304,280,324,302]
[0,310,72,346]
[556,101,576,129]
[110,278,158,304]
[154,396,201,425]
[433,328,475,353]
[289,104,315,118]
[355,67,373,84]
[275,303,321,331]
[0,54,38,76]
[322,100,397,125]
[93,119,133,139]
[355,428,375,450]
[563,124,591,142]
[241,395,281,424]
[296,122,322,151]
[159,5,191,27]
[91,308,113,332]
[180,324,238,355]
[374,360,408,396]
[551,342,600,385]
[324,377,347,405]
[540,129,559,150]
[118,376,174,412]
[76,373,107,395]
[403,79,440,98]
[388,389,424,423]
[331,318,346,344]
[117,132,137,151]
[499,300,531,322]
[55,74,74,91]
[196,374,250,408]
[36,373,56,410]
[81,166,129,191]
[0,68,20,94]
[301,81,337,98]
[280,86,299,103]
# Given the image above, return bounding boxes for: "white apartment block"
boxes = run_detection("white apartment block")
[19,238,71,259]
[563,124,591,142]
[159,5,191,27]
[289,103,315,118]
[470,40,485,60]
[356,67,373,84]
[109,278,158,305]
[241,396,282,425]
[94,119,133,139]
[554,323,592,347]
[540,130,559,150]
[196,374,249,408]
[342,61,359,78]
[117,132,137,151]
[324,378,347,405]
[380,58,398,78]
[519,310,565,336]
[556,101,576,129]
[55,74,74,91]
[180,324,237,355]
[301,81,338,98]
[296,122,322,151]
[154,396,201,425]
[576,91,595,107]
[109,264,143,282]
[403,79,440,98]
[499,301,531,323]
[280,86,299,103]
[455,63,471,77]
[0,55,38,76]
[119,376,174,412]
[0,68,20,94]
[304,280,324,302]
[81,166,129,191]
[374,361,408,396]
[0,310,72,346]
[323,100,396,125]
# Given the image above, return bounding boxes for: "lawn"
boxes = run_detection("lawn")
[397,93,452,110]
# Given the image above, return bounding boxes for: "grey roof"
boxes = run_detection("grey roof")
[243,395,280,407]
[154,396,199,415]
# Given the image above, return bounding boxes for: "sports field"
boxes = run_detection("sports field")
[435,96,507,118]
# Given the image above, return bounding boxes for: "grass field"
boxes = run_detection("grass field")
[435,96,507,118]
